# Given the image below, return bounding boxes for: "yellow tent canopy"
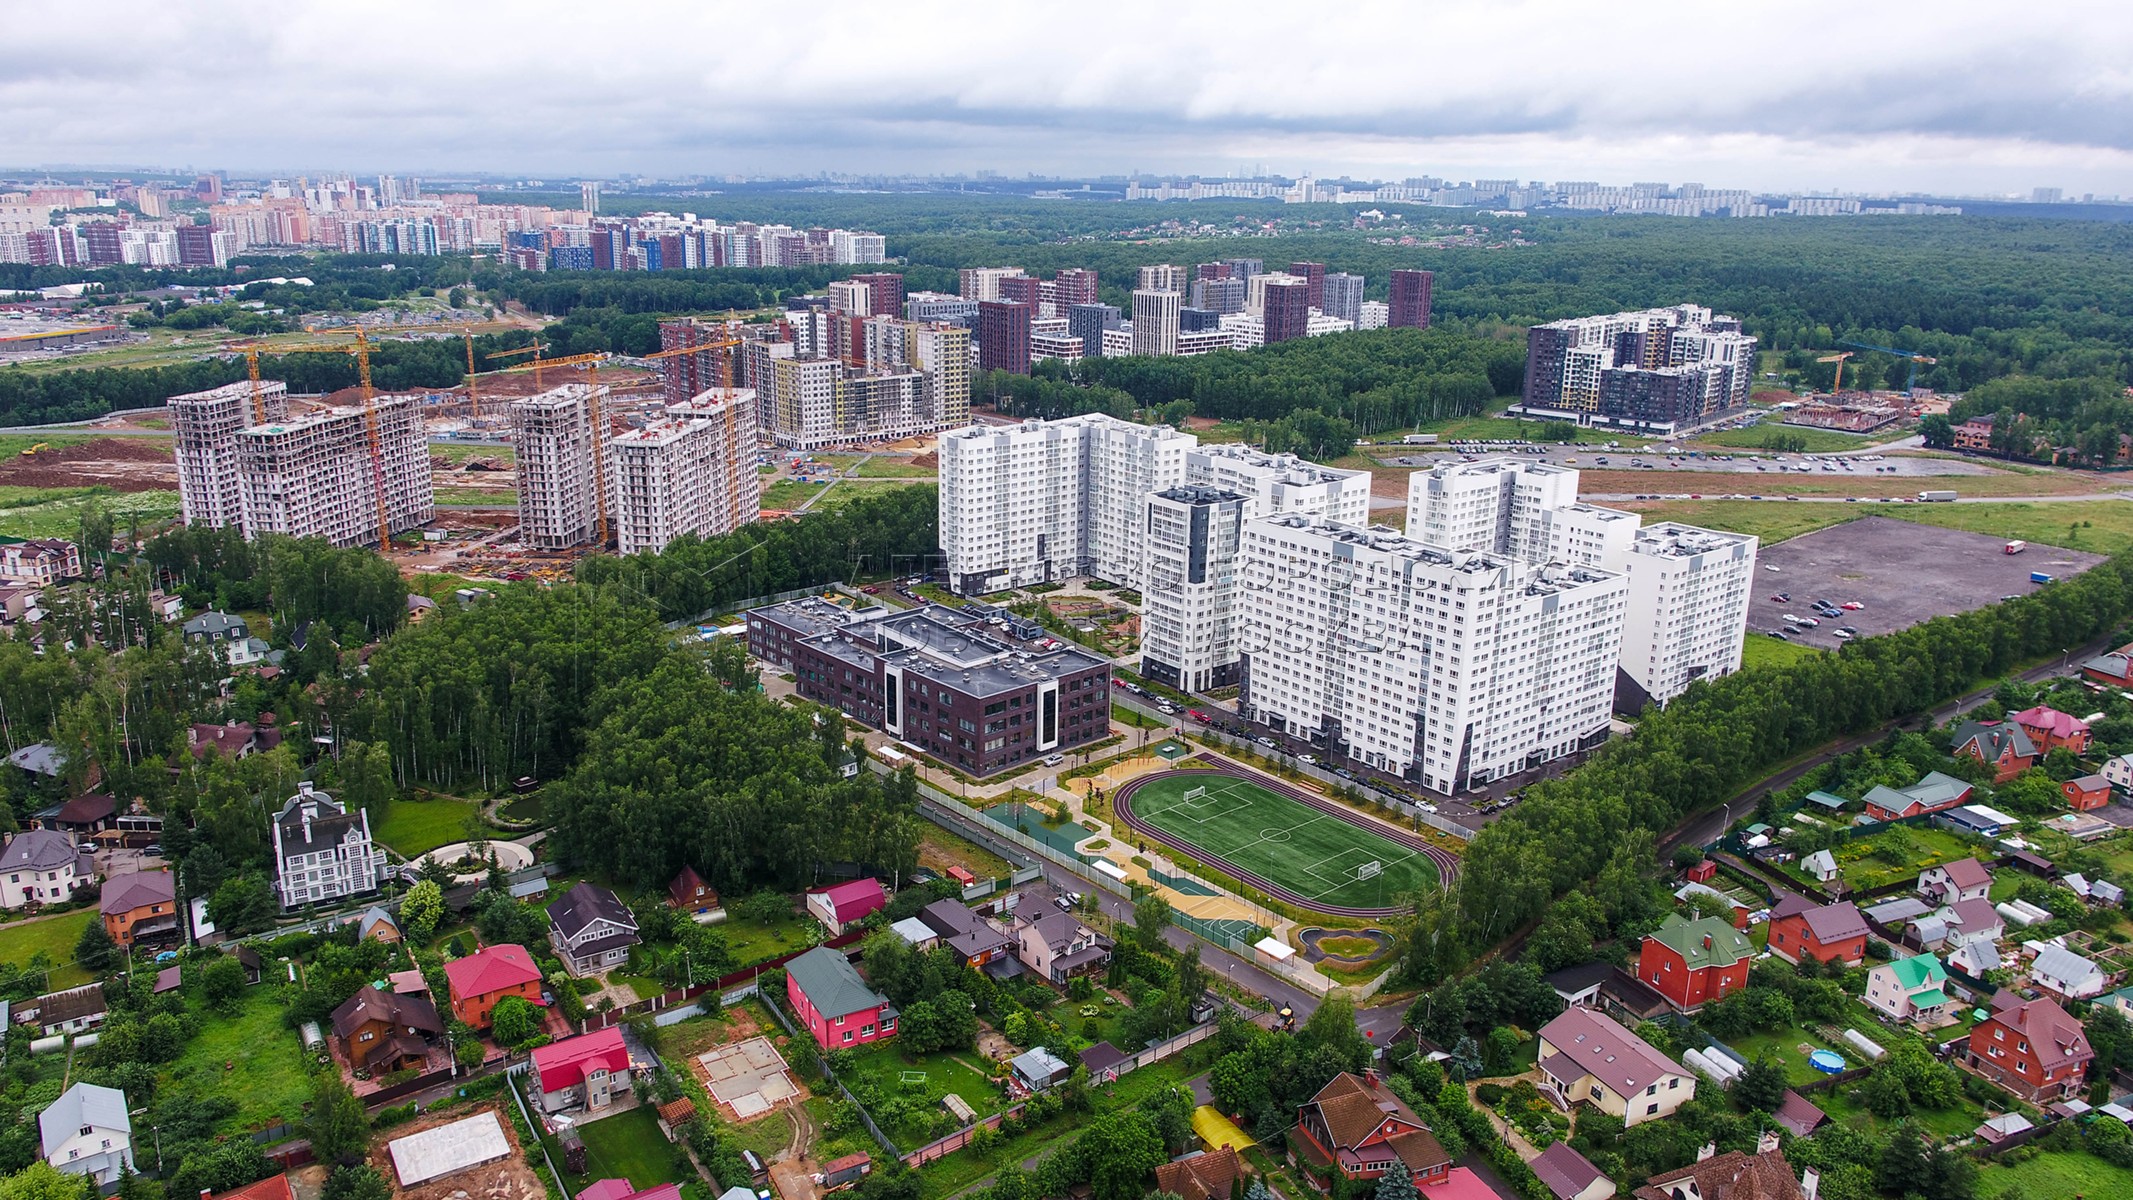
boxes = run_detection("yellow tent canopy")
[1192,1105,1257,1153]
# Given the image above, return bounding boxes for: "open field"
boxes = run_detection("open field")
[838,1041,1009,1145]
[166,986,313,1133]
[430,442,517,466]
[759,480,826,510]
[1574,465,2102,499]
[1751,516,2105,649]
[1884,500,2133,555]
[1740,633,1821,670]
[1976,1150,2126,1197]
[1689,426,1879,453]
[1115,768,1446,915]
[373,796,485,856]
[852,456,937,479]
[550,1105,694,1194]
[0,486,182,539]
[0,909,96,989]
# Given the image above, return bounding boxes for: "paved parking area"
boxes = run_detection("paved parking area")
[1751,516,2106,649]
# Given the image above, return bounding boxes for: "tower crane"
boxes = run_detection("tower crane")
[1837,339,1939,392]
[1816,351,1854,393]
[641,327,745,392]
[224,342,275,424]
[497,352,614,548]
[486,341,550,389]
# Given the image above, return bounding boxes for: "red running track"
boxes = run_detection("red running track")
[1111,767,1460,919]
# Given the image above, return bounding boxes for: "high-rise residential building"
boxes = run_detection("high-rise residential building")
[909,323,971,429]
[1195,262,1231,282]
[1187,444,1373,525]
[1191,276,1244,314]
[1141,486,1247,693]
[658,319,737,406]
[1179,307,1223,333]
[1405,457,1755,708]
[1321,273,1364,324]
[1222,258,1264,282]
[1138,264,1186,294]
[1519,305,1755,432]
[1261,279,1310,345]
[175,224,228,267]
[1286,262,1326,310]
[763,356,848,449]
[609,389,761,556]
[1389,269,1433,329]
[826,278,872,315]
[904,292,979,327]
[512,386,608,549]
[1616,523,1758,712]
[998,274,1042,311]
[1049,268,1099,309]
[171,381,290,530]
[977,300,1032,375]
[579,181,601,214]
[937,413,1195,594]
[1130,288,1181,357]
[1068,303,1123,358]
[1234,515,1626,794]
[829,231,886,263]
[848,272,905,318]
[234,396,434,548]
[959,267,1027,301]
[1358,301,1390,330]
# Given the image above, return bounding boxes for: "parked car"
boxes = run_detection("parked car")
[1256,736,1277,748]
[1795,616,1820,627]
[1841,601,1865,610]
[1298,754,1317,766]
[1042,753,1065,767]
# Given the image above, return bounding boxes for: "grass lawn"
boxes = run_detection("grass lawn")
[165,987,313,1134]
[724,909,816,968]
[917,824,1014,881]
[1816,1078,1985,1140]
[1877,501,2133,556]
[1691,427,1876,453]
[374,795,486,856]
[433,485,515,507]
[1112,703,1166,730]
[0,487,182,540]
[912,1057,1203,1198]
[1616,499,1856,546]
[760,480,827,509]
[554,1105,695,1192]
[1826,825,1984,891]
[854,457,938,479]
[839,1042,1011,1145]
[0,909,96,989]
[1742,633,1821,670]
[0,434,94,457]
[1723,1024,1850,1087]
[430,443,516,466]
[1120,769,1439,910]
[1975,1149,2124,1197]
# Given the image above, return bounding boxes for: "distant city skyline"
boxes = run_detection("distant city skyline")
[5,2,2130,196]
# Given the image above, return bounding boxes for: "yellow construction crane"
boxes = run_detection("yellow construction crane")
[224,342,275,424]
[487,341,550,389]
[1817,351,1854,393]
[272,328,400,551]
[641,328,745,391]
[498,352,614,548]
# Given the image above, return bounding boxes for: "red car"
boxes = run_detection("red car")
[1188,709,1210,723]
[861,585,879,594]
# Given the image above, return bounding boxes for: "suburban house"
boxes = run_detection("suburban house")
[1536,1007,1697,1128]
[36,793,115,839]
[1918,858,1993,905]
[208,1174,297,1200]
[1966,993,2095,1102]
[1951,721,2037,784]
[188,720,281,761]
[330,985,443,1074]
[667,867,721,920]
[1014,911,1116,983]
[35,985,107,1035]
[356,906,401,943]
[6,742,64,786]
[1949,938,2003,978]
[2103,753,2133,793]
[2027,943,2109,1001]
[547,883,640,977]
[270,783,388,910]
[1863,954,1954,1025]
[444,943,546,1029]
[531,1027,632,1113]
[915,899,1015,968]
[1153,1146,1245,1200]
[1635,1147,1809,1200]
[1288,1072,1451,1187]
[1673,883,1750,930]
[0,539,81,587]
[1800,849,1839,884]
[182,610,277,668]
[100,870,178,949]
[2012,705,2092,754]
[1636,914,1753,1013]
[2062,774,2111,811]
[1765,897,1868,967]
[578,1182,679,1200]
[805,878,886,934]
[39,1083,132,1187]
[1531,1142,1614,1200]
[1912,898,2003,952]
[1010,1046,1073,1092]
[2080,642,2133,686]
[1861,771,1975,821]
[0,830,95,910]
[785,945,897,1049]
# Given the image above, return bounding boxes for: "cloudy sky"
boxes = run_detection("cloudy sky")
[6,1,2132,196]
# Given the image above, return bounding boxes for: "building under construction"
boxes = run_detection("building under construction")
[511,385,609,550]
[234,395,434,547]
[171,380,291,529]
[609,389,762,556]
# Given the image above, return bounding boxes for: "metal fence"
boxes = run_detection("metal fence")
[915,791,1134,902]
[755,989,903,1160]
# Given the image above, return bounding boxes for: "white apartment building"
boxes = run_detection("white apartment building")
[233,395,433,548]
[1234,515,1626,794]
[1617,523,1758,711]
[1358,301,1389,330]
[1130,289,1181,357]
[1188,444,1373,525]
[171,380,290,529]
[1405,458,1755,707]
[764,356,845,449]
[938,414,1195,594]
[609,388,761,556]
[1138,264,1186,293]
[958,267,1027,301]
[512,385,607,549]
[829,230,886,263]
[1141,487,1246,693]
[909,323,971,428]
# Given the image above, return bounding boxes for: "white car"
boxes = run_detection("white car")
[1795,616,1820,627]
[1781,613,1803,624]
[1298,754,1317,766]
[1833,629,1854,640]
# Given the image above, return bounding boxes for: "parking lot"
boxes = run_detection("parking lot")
[1381,446,1997,478]
[1751,516,2106,649]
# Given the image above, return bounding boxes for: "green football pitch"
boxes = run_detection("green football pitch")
[1119,771,1442,913]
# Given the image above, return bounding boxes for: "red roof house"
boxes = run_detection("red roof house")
[444,944,545,1030]
[2062,774,2111,812]
[1966,993,2095,1102]
[1764,896,1868,968]
[531,1027,631,1113]
[1636,914,1753,1013]
[805,878,886,934]
[667,867,720,916]
[1288,1072,1451,1187]
[1952,721,2036,784]
[2012,705,2091,754]
[578,1184,679,1200]
[208,1174,296,1200]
